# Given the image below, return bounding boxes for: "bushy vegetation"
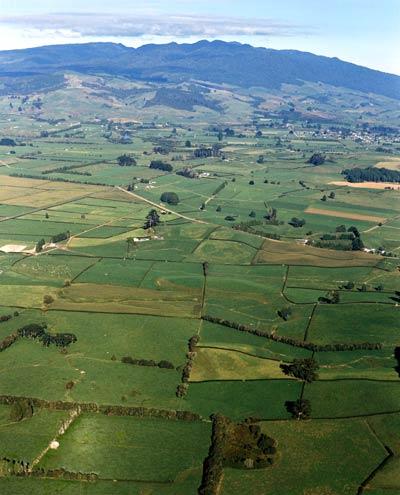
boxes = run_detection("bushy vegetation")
[51,231,70,243]
[285,399,312,419]
[121,356,175,369]
[160,191,180,205]
[149,160,173,172]
[307,153,326,166]
[18,323,77,347]
[199,414,277,494]
[117,154,136,166]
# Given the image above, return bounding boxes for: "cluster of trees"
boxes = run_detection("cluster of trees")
[198,414,277,494]
[51,231,70,243]
[342,167,400,183]
[223,419,276,470]
[285,399,312,419]
[144,209,160,229]
[121,356,175,369]
[280,358,319,383]
[312,225,365,251]
[176,167,198,179]
[202,315,382,352]
[193,145,222,158]
[0,138,16,146]
[153,145,171,154]
[160,192,180,205]
[318,290,340,304]
[289,217,306,228]
[117,154,136,166]
[307,153,326,166]
[149,160,173,172]
[18,323,77,348]
[346,226,365,251]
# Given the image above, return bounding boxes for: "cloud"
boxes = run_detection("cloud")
[0,12,314,39]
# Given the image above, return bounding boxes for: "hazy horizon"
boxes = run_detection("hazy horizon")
[0,0,398,75]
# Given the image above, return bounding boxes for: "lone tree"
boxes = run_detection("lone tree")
[35,238,45,253]
[144,209,160,229]
[43,294,54,305]
[117,154,136,167]
[160,192,179,205]
[280,358,319,383]
[352,237,365,251]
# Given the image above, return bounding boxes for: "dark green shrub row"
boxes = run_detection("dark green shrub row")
[9,173,108,186]
[198,414,225,495]
[176,335,200,398]
[202,315,382,352]
[0,395,201,422]
[121,356,175,369]
[0,458,98,481]
[0,332,18,352]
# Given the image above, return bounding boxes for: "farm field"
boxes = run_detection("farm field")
[0,85,398,495]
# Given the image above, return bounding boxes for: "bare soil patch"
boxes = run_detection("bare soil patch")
[329,180,400,190]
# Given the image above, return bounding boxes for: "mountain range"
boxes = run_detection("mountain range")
[0,40,399,100]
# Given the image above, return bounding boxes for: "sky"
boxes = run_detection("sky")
[0,0,398,74]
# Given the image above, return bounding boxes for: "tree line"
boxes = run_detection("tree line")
[176,334,199,398]
[121,356,175,369]
[342,167,400,183]
[0,394,202,421]
[202,315,382,352]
